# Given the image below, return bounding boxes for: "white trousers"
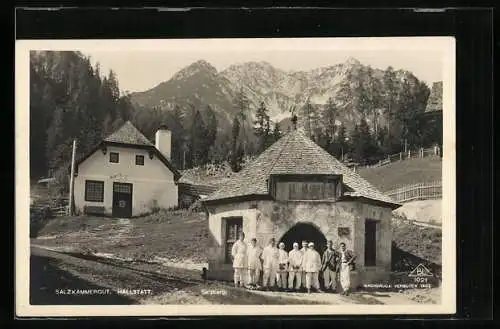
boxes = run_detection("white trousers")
[305,272,320,290]
[233,268,246,286]
[262,268,277,287]
[301,270,307,287]
[247,268,261,285]
[339,263,351,292]
[288,271,302,289]
[276,271,288,288]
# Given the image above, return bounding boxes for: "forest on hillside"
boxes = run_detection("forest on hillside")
[29,51,442,191]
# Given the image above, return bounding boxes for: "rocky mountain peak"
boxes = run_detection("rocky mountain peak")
[171,59,218,81]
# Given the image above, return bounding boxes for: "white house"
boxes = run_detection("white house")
[73,121,181,218]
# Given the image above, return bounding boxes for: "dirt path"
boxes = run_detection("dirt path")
[30,247,330,305]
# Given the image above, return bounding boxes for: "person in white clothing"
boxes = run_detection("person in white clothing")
[299,240,308,290]
[231,231,248,288]
[247,238,262,288]
[276,242,289,291]
[303,242,322,293]
[287,242,303,291]
[261,237,279,291]
[338,242,356,296]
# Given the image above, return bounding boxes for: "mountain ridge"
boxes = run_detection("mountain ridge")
[130,58,436,138]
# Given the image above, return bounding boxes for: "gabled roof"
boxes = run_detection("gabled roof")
[74,121,181,180]
[203,129,401,209]
[104,120,154,146]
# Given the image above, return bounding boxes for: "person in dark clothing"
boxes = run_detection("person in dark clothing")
[321,240,340,292]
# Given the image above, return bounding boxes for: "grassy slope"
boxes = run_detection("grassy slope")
[34,211,210,264]
[358,157,442,192]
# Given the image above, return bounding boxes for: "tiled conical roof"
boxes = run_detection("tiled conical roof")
[203,129,400,208]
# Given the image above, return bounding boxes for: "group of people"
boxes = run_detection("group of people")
[231,232,356,295]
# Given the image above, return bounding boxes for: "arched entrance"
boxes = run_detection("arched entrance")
[279,222,327,257]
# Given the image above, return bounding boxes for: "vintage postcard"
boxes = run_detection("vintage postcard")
[16,37,456,316]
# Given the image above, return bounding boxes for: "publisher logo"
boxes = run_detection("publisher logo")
[408,263,433,277]
[408,263,434,286]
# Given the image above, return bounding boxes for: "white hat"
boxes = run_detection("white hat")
[279,242,285,247]
[293,242,299,247]
[308,242,314,247]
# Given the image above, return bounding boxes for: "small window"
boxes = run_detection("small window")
[85,180,104,202]
[338,227,351,239]
[224,217,243,264]
[135,155,144,166]
[109,152,119,163]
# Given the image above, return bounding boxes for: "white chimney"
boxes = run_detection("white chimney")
[155,126,172,161]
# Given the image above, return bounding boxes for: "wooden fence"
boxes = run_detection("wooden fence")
[30,198,70,218]
[355,146,441,170]
[387,181,442,203]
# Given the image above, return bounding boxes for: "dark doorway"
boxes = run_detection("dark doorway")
[365,219,377,266]
[112,182,133,218]
[279,222,327,257]
[224,217,243,264]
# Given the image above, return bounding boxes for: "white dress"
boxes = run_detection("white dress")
[231,240,248,269]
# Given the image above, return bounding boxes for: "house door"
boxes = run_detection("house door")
[364,219,377,266]
[112,182,133,218]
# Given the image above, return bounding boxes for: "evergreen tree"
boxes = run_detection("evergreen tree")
[169,104,186,169]
[336,124,348,160]
[205,105,218,150]
[254,101,270,153]
[232,88,251,154]
[299,98,319,140]
[229,116,242,172]
[350,118,376,165]
[364,66,383,135]
[382,66,399,143]
[191,110,208,166]
[322,97,338,143]
[29,51,136,181]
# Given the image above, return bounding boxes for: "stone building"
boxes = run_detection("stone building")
[201,128,401,288]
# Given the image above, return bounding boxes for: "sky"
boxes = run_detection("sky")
[31,37,453,93]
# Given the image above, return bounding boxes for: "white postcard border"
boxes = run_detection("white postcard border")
[15,37,456,317]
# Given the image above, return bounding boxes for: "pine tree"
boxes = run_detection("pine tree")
[29,51,137,181]
[191,110,208,166]
[322,97,338,143]
[205,105,218,150]
[300,98,318,140]
[169,105,186,168]
[365,66,383,135]
[336,124,348,160]
[350,118,376,165]
[232,88,251,154]
[230,116,242,172]
[382,66,399,144]
[254,101,270,153]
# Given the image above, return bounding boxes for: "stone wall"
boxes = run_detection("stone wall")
[206,199,393,284]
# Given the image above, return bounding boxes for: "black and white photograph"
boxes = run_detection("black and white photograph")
[16,37,456,316]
